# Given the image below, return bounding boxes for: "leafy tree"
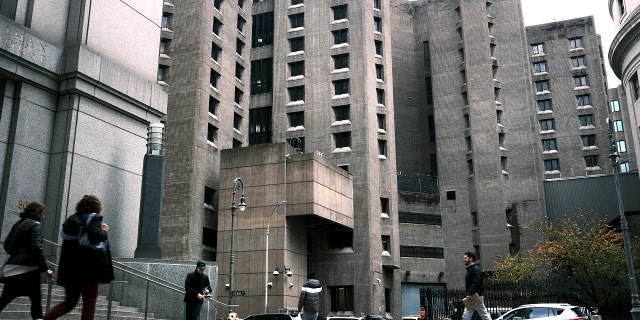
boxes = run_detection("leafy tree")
[492,208,640,312]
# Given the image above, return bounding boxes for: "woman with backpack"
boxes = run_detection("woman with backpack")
[44,194,114,320]
[0,201,54,320]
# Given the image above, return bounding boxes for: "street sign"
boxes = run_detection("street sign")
[231,290,245,297]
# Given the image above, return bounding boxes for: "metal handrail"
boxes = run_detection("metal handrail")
[39,238,236,319]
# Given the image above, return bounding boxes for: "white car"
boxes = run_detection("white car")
[496,303,589,320]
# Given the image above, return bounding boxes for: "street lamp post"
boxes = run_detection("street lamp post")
[607,118,640,319]
[265,201,288,313]
[229,178,246,315]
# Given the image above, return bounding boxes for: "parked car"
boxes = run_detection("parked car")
[244,313,299,320]
[496,303,589,320]
[364,316,388,320]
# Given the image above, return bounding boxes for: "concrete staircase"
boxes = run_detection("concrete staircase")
[0,283,169,319]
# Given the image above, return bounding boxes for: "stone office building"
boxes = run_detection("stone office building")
[0,1,166,257]
[609,0,640,179]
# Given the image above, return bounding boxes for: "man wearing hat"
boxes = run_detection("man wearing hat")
[184,260,211,320]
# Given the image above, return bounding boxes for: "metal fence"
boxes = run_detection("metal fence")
[397,174,439,194]
[419,280,633,320]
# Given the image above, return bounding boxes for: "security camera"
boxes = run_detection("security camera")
[289,283,294,288]
[286,270,293,277]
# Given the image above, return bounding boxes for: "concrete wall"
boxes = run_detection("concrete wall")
[216,143,354,317]
[544,172,640,223]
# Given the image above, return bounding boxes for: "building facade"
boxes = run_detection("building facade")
[389,0,548,290]
[609,0,640,180]
[161,0,628,318]
[162,0,401,316]
[159,0,252,260]
[0,1,166,257]
[216,143,355,317]
[526,17,613,179]
[608,86,638,172]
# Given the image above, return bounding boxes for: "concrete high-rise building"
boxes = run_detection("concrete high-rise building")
[161,0,252,260]
[0,0,627,318]
[389,0,546,291]
[0,1,166,257]
[162,0,623,318]
[163,0,400,315]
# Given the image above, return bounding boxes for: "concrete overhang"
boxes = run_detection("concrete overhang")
[220,143,354,229]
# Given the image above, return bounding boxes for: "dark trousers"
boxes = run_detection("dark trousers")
[44,281,98,320]
[185,302,204,320]
[0,270,43,319]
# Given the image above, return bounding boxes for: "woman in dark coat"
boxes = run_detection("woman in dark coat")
[44,194,114,320]
[0,201,54,319]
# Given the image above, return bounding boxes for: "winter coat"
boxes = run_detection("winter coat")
[464,263,484,296]
[3,217,48,272]
[298,278,322,313]
[184,270,211,304]
[56,212,114,286]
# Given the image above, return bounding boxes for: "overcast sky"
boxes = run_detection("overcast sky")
[521,0,620,87]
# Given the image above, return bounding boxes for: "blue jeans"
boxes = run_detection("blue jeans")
[301,311,318,320]
[185,302,203,320]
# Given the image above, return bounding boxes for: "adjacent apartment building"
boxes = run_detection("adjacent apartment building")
[526,17,614,178]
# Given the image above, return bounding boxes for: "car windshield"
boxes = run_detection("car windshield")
[501,308,530,320]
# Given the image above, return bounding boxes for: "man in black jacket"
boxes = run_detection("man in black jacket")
[298,272,322,320]
[462,251,491,320]
[184,260,211,320]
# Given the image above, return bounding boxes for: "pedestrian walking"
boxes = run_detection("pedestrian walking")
[184,260,211,320]
[462,251,492,320]
[44,194,114,320]
[298,272,322,320]
[0,201,54,319]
